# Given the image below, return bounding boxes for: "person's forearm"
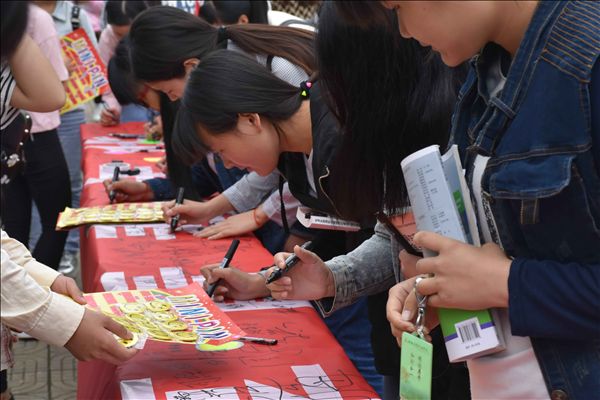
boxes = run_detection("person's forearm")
[252,205,270,227]
[315,223,397,316]
[204,194,236,219]
[9,35,65,111]
[1,248,84,346]
[1,230,59,286]
[222,171,279,212]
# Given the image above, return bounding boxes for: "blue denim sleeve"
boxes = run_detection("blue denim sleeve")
[509,60,600,341]
[145,178,175,201]
[590,59,600,174]
[508,258,600,340]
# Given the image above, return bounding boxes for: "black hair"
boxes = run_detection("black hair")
[160,96,201,201]
[129,6,315,82]
[198,1,219,24]
[107,36,140,105]
[212,0,269,24]
[318,2,464,218]
[105,0,160,26]
[1,1,29,61]
[172,50,303,165]
[333,1,389,29]
[106,37,200,200]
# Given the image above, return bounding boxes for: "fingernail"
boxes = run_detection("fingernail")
[402,310,412,321]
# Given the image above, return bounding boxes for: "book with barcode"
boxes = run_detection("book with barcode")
[401,145,505,362]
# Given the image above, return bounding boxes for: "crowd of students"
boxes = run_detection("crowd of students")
[1,1,598,400]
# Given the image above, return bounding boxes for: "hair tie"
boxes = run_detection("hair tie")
[217,26,229,44]
[300,81,312,99]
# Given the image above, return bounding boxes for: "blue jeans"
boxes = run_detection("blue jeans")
[57,109,85,253]
[120,103,149,123]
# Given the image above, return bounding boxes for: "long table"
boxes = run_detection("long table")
[76,122,379,399]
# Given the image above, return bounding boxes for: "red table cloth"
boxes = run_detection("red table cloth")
[76,123,379,399]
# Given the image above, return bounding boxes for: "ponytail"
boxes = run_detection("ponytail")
[129,6,315,82]
[225,23,315,76]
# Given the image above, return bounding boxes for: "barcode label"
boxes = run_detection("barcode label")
[456,318,482,343]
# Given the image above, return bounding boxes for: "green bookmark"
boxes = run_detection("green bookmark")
[400,331,433,400]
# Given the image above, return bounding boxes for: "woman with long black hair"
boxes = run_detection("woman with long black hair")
[129,5,314,99]
[103,36,224,204]
[128,6,310,251]
[171,49,384,394]
[268,3,470,399]
[103,36,287,253]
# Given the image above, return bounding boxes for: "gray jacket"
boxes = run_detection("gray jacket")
[315,221,404,316]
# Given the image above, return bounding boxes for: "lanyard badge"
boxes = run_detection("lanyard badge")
[400,276,433,400]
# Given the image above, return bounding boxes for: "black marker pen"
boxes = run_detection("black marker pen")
[170,187,185,233]
[108,166,120,203]
[265,241,313,284]
[238,336,278,345]
[206,239,240,297]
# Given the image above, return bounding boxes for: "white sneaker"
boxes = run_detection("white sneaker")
[58,252,78,275]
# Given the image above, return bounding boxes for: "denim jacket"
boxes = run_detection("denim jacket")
[316,221,400,315]
[450,2,600,398]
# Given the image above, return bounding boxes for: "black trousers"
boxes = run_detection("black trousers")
[1,129,71,269]
[0,369,6,393]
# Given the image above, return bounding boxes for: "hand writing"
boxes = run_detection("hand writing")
[103,179,153,203]
[267,245,334,300]
[201,264,269,302]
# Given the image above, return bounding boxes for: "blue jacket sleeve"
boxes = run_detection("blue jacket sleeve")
[190,161,223,198]
[508,258,600,340]
[145,178,175,201]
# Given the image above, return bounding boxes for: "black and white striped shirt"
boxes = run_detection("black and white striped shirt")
[1,64,19,130]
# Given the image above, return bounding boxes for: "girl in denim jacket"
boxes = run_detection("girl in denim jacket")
[381,1,600,399]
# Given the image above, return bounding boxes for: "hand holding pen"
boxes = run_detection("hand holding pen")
[108,166,120,203]
[266,242,336,301]
[266,241,313,284]
[169,187,185,233]
[200,262,270,302]
[100,101,119,126]
[205,239,240,298]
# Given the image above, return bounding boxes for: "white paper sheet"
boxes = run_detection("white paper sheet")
[93,225,118,239]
